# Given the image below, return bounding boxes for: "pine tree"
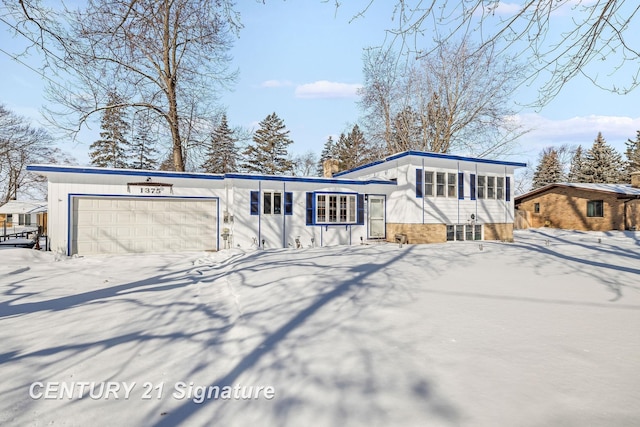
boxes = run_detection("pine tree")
[89,91,131,168]
[243,112,294,174]
[316,136,336,176]
[567,145,586,182]
[581,132,626,183]
[532,147,564,189]
[625,130,640,179]
[333,124,376,171]
[130,113,159,170]
[202,114,238,174]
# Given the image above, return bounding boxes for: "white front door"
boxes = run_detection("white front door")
[368,196,385,239]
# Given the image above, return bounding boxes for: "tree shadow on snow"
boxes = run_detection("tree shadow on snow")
[152,245,462,427]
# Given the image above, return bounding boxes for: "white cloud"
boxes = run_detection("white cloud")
[294,80,362,99]
[512,113,640,159]
[260,80,294,88]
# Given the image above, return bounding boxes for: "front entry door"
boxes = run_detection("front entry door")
[368,196,385,239]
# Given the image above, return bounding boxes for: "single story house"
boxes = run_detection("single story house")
[0,200,47,231]
[514,172,640,231]
[28,151,526,255]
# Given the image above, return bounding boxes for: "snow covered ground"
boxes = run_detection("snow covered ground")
[0,228,639,427]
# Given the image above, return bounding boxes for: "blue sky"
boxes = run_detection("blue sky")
[1,1,639,169]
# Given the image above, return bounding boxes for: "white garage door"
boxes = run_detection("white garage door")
[72,197,218,255]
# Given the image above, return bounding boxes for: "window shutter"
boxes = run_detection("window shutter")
[250,191,259,215]
[470,174,476,201]
[458,172,464,200]
[305,192,314,225]
[357,194,365,225]
[506,177,511,201]
[284,192,293,215]
[416,168,423,198]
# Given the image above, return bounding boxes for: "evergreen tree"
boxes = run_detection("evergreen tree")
[333,124,376,171]
[130,113,159,170]
[316,136,336,176]
[89,91,131,168]
[581,132,626,183]
[567,145,586,182]
[202,113,238,174]
[625,130,640,179]
[243,112,294,174]
[532,147,564,189]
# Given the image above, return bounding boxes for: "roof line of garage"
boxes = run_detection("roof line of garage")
[27,165,396,186]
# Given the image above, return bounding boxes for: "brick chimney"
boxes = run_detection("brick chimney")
[323,159,340,178]
[632,171,640,188]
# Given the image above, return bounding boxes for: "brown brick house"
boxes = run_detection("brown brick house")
[514,172,640,231]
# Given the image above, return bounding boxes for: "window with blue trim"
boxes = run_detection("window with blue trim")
[307,193,359,225]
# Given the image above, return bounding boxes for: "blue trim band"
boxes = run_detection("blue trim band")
[28,165,225,180]
[27,165,396,186]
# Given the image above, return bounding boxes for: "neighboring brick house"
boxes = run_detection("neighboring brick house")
[514,172,640,231]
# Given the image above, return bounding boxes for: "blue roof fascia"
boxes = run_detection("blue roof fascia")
[27,165,226,180]
[224,173,395,186]
[27,165,396,186]
[335,151,527,177]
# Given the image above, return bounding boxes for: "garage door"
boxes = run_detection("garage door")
[72,197,218,255]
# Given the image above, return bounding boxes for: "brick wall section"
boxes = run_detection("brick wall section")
[386,222,513,243]
[484,223,514,241]
[517,187,628,231]
[386,223,447,243]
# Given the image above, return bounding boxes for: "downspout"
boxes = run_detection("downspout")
[505,166,508,225]
[422,158,425,224]
[457,161,460,224]
[258,181,262,248]
[475,163,478,223]
[282,181,286,248]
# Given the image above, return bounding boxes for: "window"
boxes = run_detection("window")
[316,194,357,224]
[534,203,540,213]
[465,225,474,241]
[18,214,31,226]
[477,176,486,199]
[447,224,483,241]
[255,191,289,215]
[448,173,457,198]
[587,200,604,217]
[487,177,495,199]
[474,224,482,240]
[424,171,434,197]
[436,172,446,196]
[263,191,283,215]
[496,177,504,200]
[446,225,455,241]
[317,195,326,222]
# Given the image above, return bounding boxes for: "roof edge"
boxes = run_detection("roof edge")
[334,151,527,177]
[26,165,396,186]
